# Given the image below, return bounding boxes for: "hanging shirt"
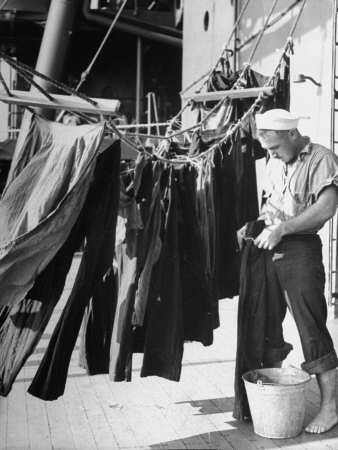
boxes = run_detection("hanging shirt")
[0,114,105,307]
[261,140,338,233]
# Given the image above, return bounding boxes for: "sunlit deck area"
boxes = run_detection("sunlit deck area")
[1,254,338,450]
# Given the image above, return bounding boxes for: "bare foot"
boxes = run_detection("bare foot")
[305,408,338,434]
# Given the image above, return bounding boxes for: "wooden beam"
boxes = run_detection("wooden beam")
[187,86,274,103]
[0,89,121,116]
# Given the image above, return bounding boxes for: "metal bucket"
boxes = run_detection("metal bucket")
[242,367,311,439]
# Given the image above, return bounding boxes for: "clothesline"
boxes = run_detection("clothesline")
[117,0,306,165]
[0,0,307,167]
[169,0,278,139]
[117,122,170,130]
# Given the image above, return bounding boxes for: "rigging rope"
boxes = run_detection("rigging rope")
[288,0,307,36]
[78,0,128,89]
[181,0,251,96]
[56,0,128,123]
[246,0,279,65]
[236,0,303,52]
[118,0,307,166]
[0,71,12,97]
[161,0,279,149]
[0,51,97,106]
[4,58,55,102]
[184,0,307,162]
[0,0,9,10]
[0,0,308,168]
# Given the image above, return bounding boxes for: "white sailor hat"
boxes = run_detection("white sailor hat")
[255,109,301,130]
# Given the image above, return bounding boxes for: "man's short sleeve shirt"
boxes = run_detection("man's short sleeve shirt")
[262,140,338,231]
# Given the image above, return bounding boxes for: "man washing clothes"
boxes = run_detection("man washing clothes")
[238,108,338,433]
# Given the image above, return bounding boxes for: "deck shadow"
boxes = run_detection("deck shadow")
[176,396,235,415]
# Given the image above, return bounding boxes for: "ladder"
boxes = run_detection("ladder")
[329,0,338,315]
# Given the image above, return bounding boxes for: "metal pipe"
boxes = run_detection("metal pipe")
[146,91,151,135]
[329,0,338,309]
[82,0,182,47]
[8,0,79,188]
[233,0,238,72]
[32,0,80,117]
[135,36,143,128]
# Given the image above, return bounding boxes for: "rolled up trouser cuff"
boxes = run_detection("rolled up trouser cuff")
[263,342,293,365]
[301,350,338,374]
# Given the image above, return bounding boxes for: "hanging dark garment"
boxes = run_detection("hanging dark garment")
[188,130,207,157]
[188,127,240,307]
[108,155,155,382]
[0,118,106,397]
[230,126,261,228]
[141,167,184,381]
[232,220,266,421]
[78,265,117,375]
[27,141,121,400]
[175,164,213,345]
[241,58,291,140]
[211,146,240,305]
[78,148,142,377]
[194,155,215,290]
[0,218,84,396]
[108,232,139,382]
[132,161,163,329]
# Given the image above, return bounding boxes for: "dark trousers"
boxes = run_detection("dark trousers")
[233,225,338,421]
[264,234,338,374]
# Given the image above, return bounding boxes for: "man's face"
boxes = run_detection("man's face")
[258,130,297,163]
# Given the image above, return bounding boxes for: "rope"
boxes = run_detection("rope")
[0,0,307,169]
[246,0,279,65]
[56,0,128,123]
[185,10,303,163]
[236,0,303,52]
[0,71,12,97]
[125,131,168,141]
[78,0,128,89]
[173,0,253,138]
[288,0,307,36]
[3,57,55,101]
[181,0,252,96]
[117,121,170,130]
[125,7,304,168]
[0,51,97,106]
[77,0,306,168]
[173,0,277,155]
[0,0,9,10]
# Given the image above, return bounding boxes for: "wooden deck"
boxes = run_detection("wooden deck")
[1,254,338,449]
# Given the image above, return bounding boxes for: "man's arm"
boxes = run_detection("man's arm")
[254,185,338,250]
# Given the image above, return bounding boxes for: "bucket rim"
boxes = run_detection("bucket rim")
[242,367,311,387]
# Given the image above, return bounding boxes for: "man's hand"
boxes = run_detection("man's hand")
[254,222,283,250]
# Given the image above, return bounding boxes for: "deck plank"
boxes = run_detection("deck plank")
[24,366,52,450]
[0,395,8,449]
[45,398,76,450]
[6,377,30,450]
[91,374,141,449]
[72,374,118,449]
[2,253,338,450]
[63,376,98,450]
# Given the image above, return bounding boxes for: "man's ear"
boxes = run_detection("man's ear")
[288,128,297,139]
